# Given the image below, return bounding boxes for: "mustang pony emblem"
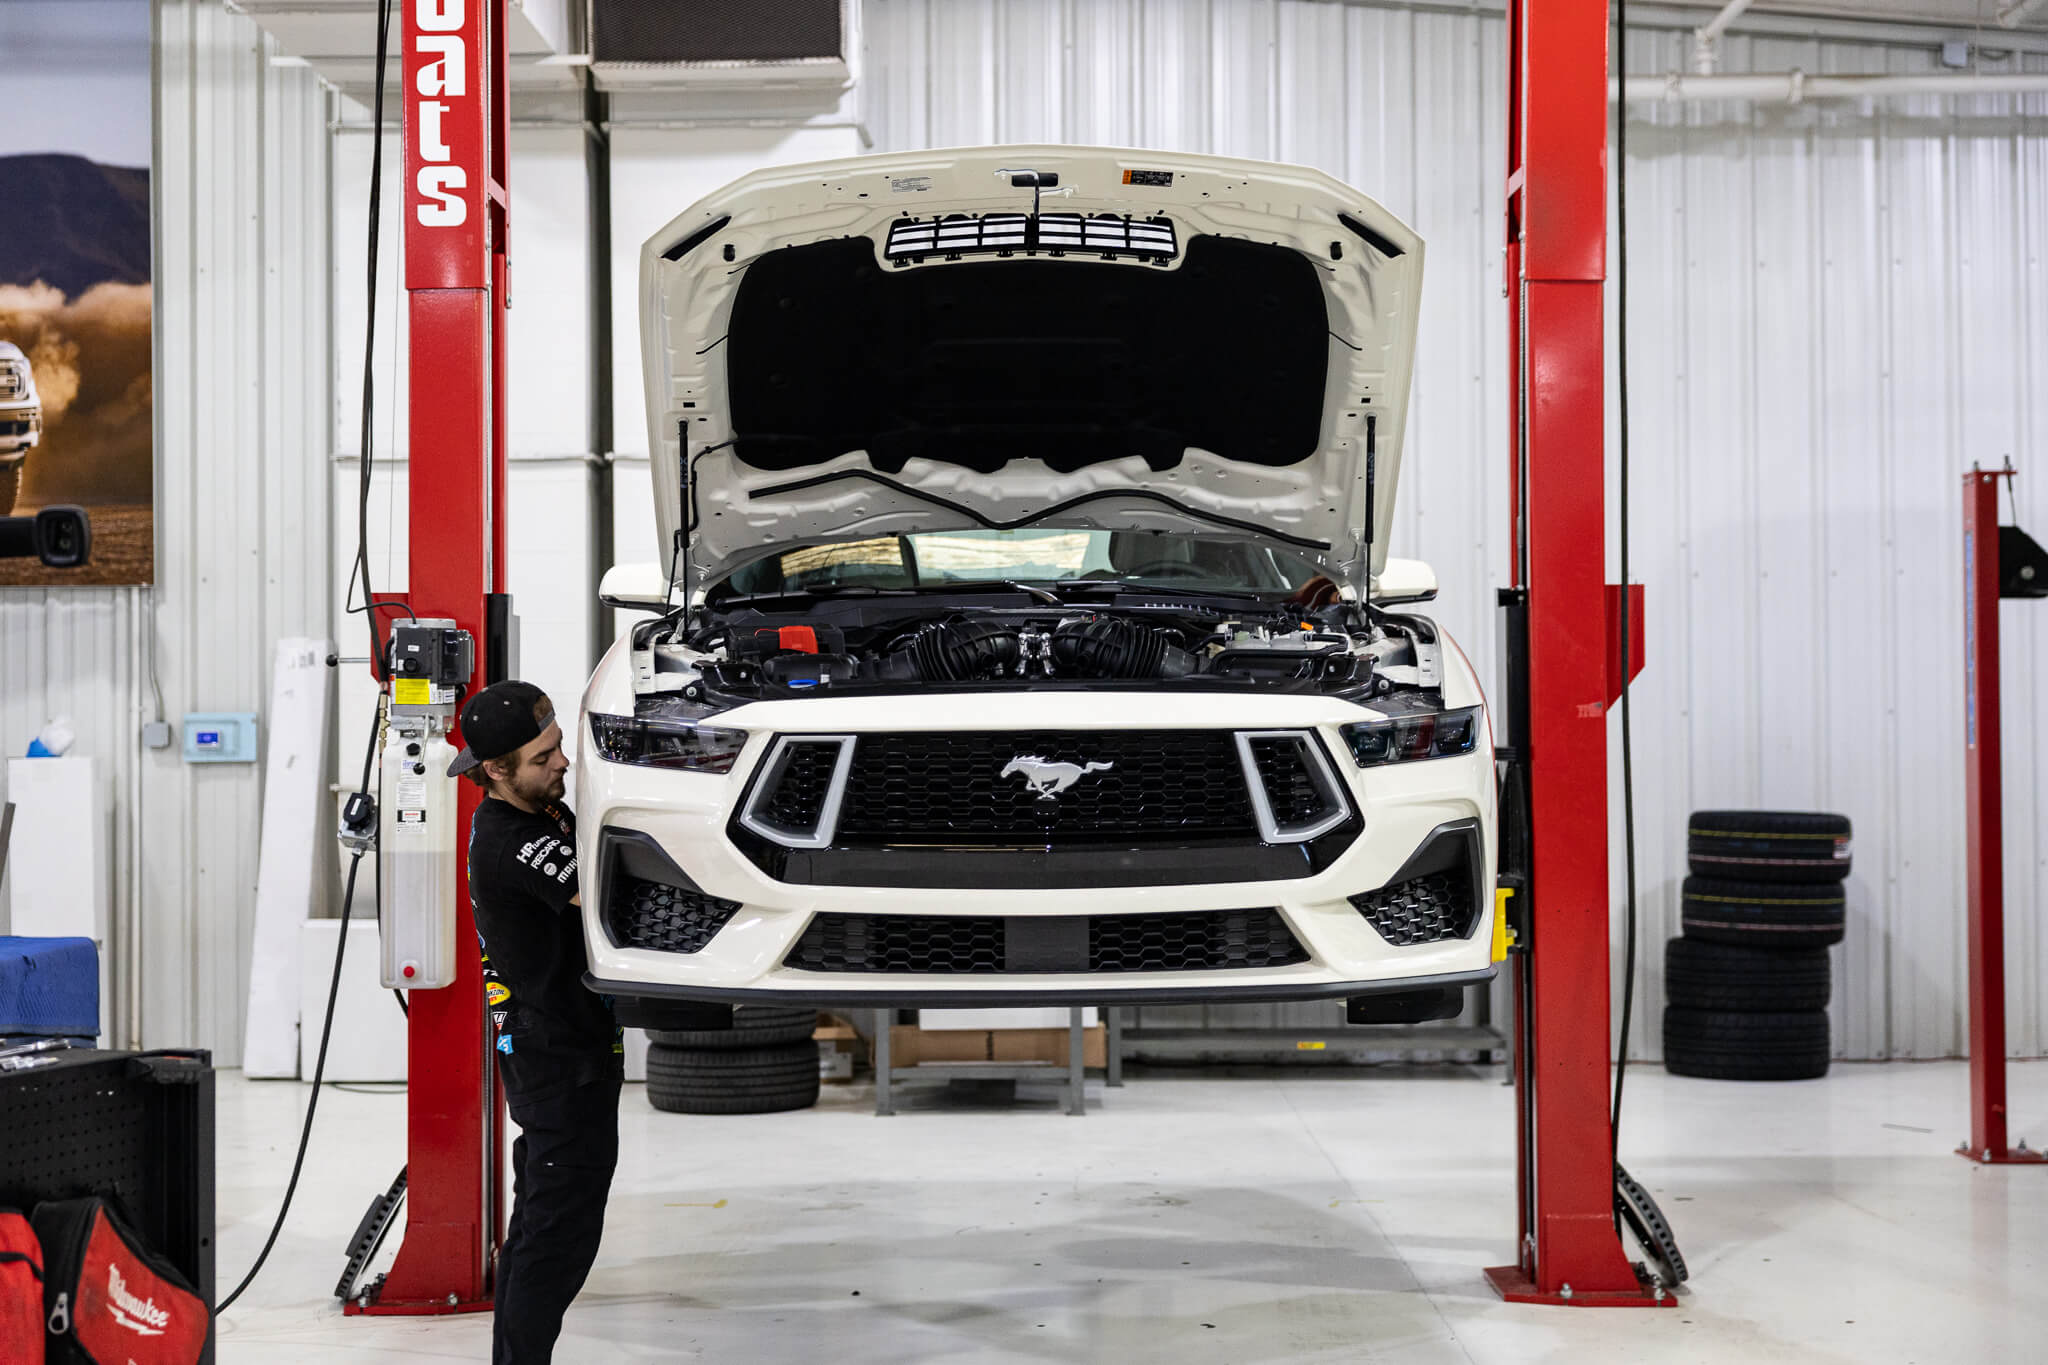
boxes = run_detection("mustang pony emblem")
[1002,756,1113,800]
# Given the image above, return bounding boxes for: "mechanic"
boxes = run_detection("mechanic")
[447,679,623,1365]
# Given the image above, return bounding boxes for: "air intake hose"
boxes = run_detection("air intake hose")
[1050,617,1195,679]
[873,619,1021,682]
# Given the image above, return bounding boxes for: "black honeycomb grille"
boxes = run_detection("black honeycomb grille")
[1245,735,1338,830]
[830,730,1255,842]
[1349,866,1478,946]
[606,874,743,954]
[783,908,1305,974]
[1088,908,1308,972]
[784,914,1006,974]
[756,740,843,833]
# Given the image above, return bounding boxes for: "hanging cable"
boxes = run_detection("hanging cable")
[217,695,386,1313]
[1610,0,1642,1157]
[216,0,398,1312]
[340,0,413,672]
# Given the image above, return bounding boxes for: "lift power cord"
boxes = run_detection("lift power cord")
[216,0,399,1315]
[216,697,385,1314]
[1611,0,1641,1154]
[1607,0,1686,1292]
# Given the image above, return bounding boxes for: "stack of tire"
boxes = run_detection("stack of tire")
[645,1006,822,1114]
[1664,811,1850,1081]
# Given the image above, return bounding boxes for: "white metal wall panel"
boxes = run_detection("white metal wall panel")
[140,1,334,1063]
[863,0,2048,1059]
[0,1,337,1059]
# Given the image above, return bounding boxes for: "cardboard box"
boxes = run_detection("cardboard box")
[816,1013,863,1082]
[921,1007,1099,1031]
[888,1024,1106,1069]
[993,1025,1107,1069]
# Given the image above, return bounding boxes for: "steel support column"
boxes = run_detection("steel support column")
[1957,470,2045,1166]
[1485,0,1666,1306]
[348,0,512,1314]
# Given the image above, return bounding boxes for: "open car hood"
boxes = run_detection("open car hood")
[640,145,1424,591]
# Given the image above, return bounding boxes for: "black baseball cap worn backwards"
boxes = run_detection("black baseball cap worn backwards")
[446,680,557,777]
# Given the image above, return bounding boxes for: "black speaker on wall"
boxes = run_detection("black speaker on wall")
[591,0,845,65]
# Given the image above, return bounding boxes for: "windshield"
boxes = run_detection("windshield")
[724,528,1323,596]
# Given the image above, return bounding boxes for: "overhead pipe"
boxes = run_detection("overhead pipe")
[1997,0,2048,29]
[1691,0,1756,73]
[1618,69,2048,103]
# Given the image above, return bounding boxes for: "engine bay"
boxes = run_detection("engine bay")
[626,588,1446,715]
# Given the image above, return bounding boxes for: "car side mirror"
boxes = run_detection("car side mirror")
[1372,556,1437,603]
[598,561,677,611]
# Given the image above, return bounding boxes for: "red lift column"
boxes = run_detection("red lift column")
[349,0,512,1314]
[1483,0,1664,1306]
[1958,468,2045,1167]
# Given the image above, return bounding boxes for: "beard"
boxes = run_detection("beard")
[507,766,567,809]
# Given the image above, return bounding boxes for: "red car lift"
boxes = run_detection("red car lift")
[1483,0,1665,1307]
[1958,465,2047,1166]
[344,0,512,1314]
[351,0,1666,1320]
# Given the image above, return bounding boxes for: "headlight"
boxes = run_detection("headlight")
[589,713,748,773]
[1339,706,1482,767]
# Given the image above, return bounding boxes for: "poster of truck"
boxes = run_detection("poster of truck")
[0,0,154,586]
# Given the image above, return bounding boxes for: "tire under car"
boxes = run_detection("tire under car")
[646,1005,821,1051]
[645,1040,822,1115]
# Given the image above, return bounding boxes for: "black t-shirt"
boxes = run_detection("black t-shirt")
[467,795,621,1102]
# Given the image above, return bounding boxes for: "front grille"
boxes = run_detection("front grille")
[783,908,1306,974]
[829,730,1256,843]
[1349,865,1478,946]
[1088,908,1308,972]
[757,739,843,832]
[1244,734,1339,830]
[606,874,742,954]
[785,913,1007,974]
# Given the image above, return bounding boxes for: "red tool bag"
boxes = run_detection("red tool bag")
[31,1197,207,1364]
[1,1209,44,1365]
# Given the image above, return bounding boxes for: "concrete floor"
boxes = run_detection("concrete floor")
[212,1059,2047,1363]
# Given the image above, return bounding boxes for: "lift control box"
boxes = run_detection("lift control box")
[389,618,474,713]
[379,720,459,989]
[377,617,473,990]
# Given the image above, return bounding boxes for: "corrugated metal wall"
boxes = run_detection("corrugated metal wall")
[0,1,331,1062]
[8,0,2045,1067]
[863,0,2048,1060]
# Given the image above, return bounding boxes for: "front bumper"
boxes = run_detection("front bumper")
[0,407,41,459]
[577,693,1497,1007]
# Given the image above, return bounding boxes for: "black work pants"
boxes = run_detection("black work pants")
[493,1072,622,1365]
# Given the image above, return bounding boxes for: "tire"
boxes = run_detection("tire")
[1664,936,1831,1011]
[646,1005,819,1051]
[1687,810,1852,884]
[0,464,19,516]
[1663,1007,1830,1080]
[644,1040,820,1114]
[1681,875,1845,949]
